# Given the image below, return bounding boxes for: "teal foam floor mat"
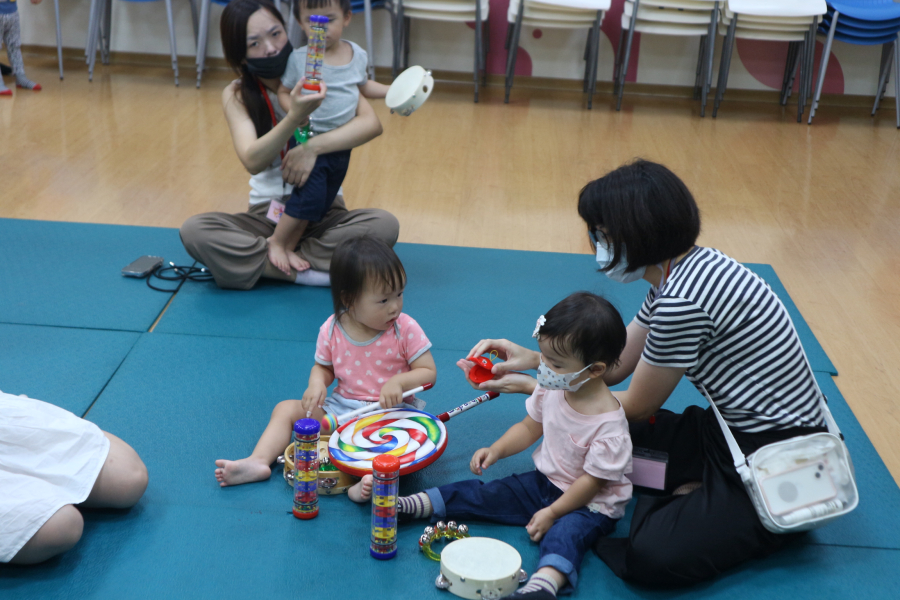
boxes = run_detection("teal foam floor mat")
[0,323,139,416]
[154,243,836,374]
[0,333,894,598]
[0,219,192,332]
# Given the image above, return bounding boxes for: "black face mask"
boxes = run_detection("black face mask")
[245,41,293,80]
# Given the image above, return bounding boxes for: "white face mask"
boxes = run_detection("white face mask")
[595,240,646,284]
[536,359,592,392]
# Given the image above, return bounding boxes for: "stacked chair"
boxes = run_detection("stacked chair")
[86,0,180,85]
[387,0,489,102]
[615,0,723,116]
[808,0,900,127]
[504,0,610,109]
[712,0,826,121]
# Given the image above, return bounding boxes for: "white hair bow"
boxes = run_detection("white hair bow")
[532,315,546,339]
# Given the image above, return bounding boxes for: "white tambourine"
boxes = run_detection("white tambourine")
[435,537,528,600]
[386,65,434,116]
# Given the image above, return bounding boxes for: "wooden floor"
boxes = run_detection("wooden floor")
[4,56,900,485]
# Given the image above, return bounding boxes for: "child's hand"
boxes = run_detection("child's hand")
[470,447,499,476]
[288,78,327,121]
[301,384,327,416]
[379,379,404,409]
[525,507,557,542]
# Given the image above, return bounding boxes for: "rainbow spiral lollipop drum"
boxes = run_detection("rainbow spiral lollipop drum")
[328,408,448,477]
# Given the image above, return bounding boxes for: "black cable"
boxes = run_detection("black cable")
[145,263,213,292]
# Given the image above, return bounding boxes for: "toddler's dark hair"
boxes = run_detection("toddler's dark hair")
[330,236,406,316]
[295,0,352,19]
[538,292,627,368]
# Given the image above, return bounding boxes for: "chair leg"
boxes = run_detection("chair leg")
[784,40,802,104]
[587,13,601,109]
[474,0,482,103]
[196,0,210,88]
[86,0,98,64]
[482,19,489,85]
[363,0,375,80]
[403,17,411,70]
[590,12,602,98]
[163,0,179,86]
[613,26,626,94]
[616,0,639,111]
[780,42,798,105]
[54,0,63,79]
[87,0,103,81]
[894,37,900,128]
[694,36,706,100]
[505,0,525,104]
[713,13,736,118]
[700,1,719,118]
[809,11,838,124]
[873,41,893,115]
[390,3,399,77]
[101,0,112,65]
[584,28,593,93]
[797,27,811,121]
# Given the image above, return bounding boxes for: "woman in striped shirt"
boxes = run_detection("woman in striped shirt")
[460,160,829,588]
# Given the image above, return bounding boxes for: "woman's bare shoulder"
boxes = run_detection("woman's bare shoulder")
[222,79,242,107]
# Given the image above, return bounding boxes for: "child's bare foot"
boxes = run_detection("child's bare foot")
[214,458,272,487]
[348,474,373,503]
[288,252,310,273]
[266,237,292,275]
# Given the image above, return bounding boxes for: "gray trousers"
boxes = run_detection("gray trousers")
[0,11,24,76]
[179,195,400,290]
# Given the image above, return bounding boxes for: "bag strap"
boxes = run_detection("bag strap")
[698,383,751,476]
[698,338,844,476]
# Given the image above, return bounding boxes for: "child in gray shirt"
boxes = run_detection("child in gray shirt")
[269,0,389,277]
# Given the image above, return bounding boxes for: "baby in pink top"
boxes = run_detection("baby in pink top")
[395,292,632,599]
[527,386,632,519]
[214,236,437,502]
[314,312,431,403]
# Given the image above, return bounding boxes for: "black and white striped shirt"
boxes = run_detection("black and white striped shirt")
[635,247,824,433]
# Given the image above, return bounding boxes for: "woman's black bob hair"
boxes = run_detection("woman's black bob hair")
[577,159,701,272]
[330,235,406,316]
[537,292,627,368]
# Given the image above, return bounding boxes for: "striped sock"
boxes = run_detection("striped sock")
[397,492,433,518]
[515,574,559,596]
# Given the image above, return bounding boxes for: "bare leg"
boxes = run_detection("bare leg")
[347,474,373,503]
[214,401,326,487]
[9,505,84,564]
[267,214,309,276]
[81,432,148,509]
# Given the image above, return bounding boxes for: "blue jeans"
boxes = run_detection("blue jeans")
[426,471,617,594]
[284,149,351,222]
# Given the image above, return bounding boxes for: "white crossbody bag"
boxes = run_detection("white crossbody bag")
[699,376,859,534]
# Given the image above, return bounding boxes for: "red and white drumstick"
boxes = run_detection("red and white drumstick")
[320,382,434,433]
[436,391,499,423]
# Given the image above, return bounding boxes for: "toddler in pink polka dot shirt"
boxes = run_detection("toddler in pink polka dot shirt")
[214,236,437,502]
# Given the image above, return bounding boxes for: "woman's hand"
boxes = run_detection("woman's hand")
[456,359,538,395]
[287,78,326,124]
[470,447,500,476]
[280,142,319,187]
[467,339,540,374]
[525,507,557,542]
